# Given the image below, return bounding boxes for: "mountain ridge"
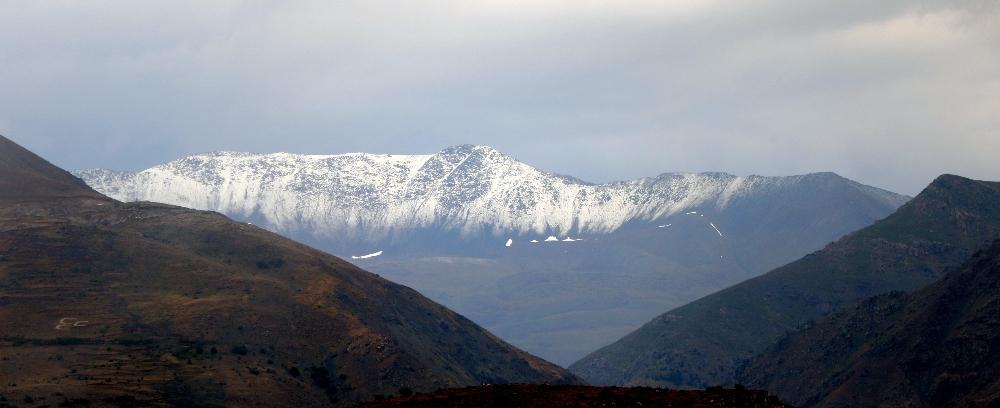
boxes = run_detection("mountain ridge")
[75,145,908,247]
[570,174,1000,387]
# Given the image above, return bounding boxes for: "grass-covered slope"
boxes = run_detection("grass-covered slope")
[570,175,1000,388]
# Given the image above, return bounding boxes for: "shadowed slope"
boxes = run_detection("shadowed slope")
[571,175,1000,388]
[740,240,1000,407]
[0,135,578,407]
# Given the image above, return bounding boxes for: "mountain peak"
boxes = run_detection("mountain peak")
[925,173,1000,193]
[435,144,506,159]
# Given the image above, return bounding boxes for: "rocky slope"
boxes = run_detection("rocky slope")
[75,145,909,365]
[570,175,1000,387]
[0,135,578,407]
[739,240,1000,407]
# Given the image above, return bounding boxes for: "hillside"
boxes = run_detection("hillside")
[739,240,1000,407]
[0,135,578,407]
[75,145,908,364]
[356,384,791,408]
[570,174,1000,387]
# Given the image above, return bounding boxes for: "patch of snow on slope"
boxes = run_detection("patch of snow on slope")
[709,222,723,237]
[544,236,560,242]
[351,251,383,259]
[505,238,513,247]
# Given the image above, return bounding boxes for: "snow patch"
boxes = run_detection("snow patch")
[657,224,672,228]
[351,251,383,259]
[544,236,560,242]
[709,222,723,237]
[505,238,513,247]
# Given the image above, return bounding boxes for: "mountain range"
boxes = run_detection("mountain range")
[570,174,1000,389]
[0,135,577,407]
[76,145,909,364]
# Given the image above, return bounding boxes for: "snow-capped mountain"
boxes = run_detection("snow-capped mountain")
[76,144,903,244]
[75,144,910,365]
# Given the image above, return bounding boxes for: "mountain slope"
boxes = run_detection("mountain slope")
[570,175,1000,387]
[0,136,103,201]
[75,146,908,365]
[0,135,578,407]
[739,239,1000,407]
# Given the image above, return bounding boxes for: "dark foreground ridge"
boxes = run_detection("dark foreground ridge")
[739,239,1000,407]
[355,384,792,408]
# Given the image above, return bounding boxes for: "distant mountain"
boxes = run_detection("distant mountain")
[76,145,906,248]
[739,239,1000,407]
[76,145,908,365]
[570,175,1000,387]
[0,135,578,407]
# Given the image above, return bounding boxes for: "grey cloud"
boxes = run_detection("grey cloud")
[0,0,997,194]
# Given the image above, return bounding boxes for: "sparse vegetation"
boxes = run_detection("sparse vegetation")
[255,258,284,269]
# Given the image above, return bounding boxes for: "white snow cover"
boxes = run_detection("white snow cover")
[544,236,561,242]
[351,250,383,259]
[505,238,513,247]
[75,145,899,243]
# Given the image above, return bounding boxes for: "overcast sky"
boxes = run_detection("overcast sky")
[1,1,998,194]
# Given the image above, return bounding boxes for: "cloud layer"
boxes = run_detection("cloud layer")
[1,0,997,194]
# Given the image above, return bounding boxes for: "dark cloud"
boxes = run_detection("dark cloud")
[1,0,997,194]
